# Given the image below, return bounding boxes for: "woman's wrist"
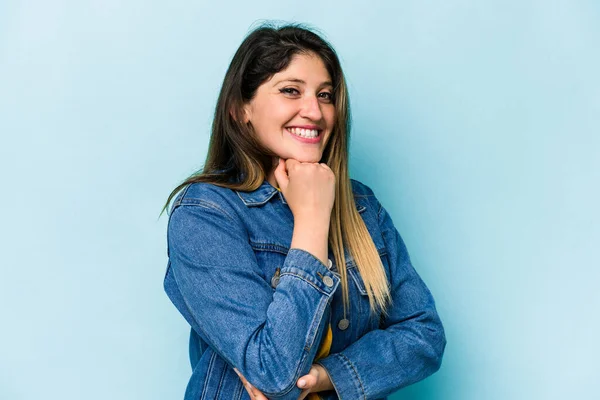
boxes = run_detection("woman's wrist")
[291,221,330,266]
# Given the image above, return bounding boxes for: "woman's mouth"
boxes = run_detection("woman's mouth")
[285,127,322,143]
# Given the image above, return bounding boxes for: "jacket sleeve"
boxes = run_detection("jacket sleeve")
[164,197,339,400]
[315,199,447,399]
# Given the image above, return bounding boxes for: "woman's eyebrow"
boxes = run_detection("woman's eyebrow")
[273,78,333,87]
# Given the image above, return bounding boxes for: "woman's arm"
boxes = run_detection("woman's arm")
[314,196,447,399]
[165,190,337,400]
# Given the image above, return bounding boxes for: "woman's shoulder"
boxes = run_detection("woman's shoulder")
[350,178,376,197]
[169,181,238,215]
[350,178,382,213]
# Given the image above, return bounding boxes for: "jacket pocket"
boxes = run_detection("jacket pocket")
[345,248,390,333]
[346,247,389,295]
[250,243,287,291]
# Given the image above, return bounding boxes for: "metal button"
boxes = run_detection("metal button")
[323,276,334,287]
[337,319,350,330]
[270,267,281,288]
[271,275,280,288]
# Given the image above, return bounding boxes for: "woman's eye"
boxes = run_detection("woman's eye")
[318,92,333,101]
[279,88,333,102]
[280,88,300,95]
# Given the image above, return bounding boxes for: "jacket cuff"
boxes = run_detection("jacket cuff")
[280,248,339,296]
[316,353,366,400]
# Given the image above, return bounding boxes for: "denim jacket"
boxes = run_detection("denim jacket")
[164,177,446,400]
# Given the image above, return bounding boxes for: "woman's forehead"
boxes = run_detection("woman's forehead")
[267,54,332,87]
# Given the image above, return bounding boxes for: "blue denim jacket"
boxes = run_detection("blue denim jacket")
[164,177,446,400]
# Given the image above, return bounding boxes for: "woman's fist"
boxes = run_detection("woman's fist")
[273,157,335,223]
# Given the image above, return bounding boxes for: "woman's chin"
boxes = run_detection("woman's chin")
[281,152,323,163]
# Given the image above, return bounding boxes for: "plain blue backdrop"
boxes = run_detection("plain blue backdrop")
[1,1,598,399]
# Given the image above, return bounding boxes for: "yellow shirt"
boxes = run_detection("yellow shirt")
[308,323,333,400]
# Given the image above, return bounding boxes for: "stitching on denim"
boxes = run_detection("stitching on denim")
[344,247,388,269]
[200,351,217,400]
[250,242,289,255]
[175,289,241,398]
[348,268,368,296]
[279,271,335,296]
[167,183,192,216]
[214,357,227,399]
[303,295,331,352]
[179,198,237,225]
[339,352,367,400]
[234,190,250,206]
[377,201,384,222]
[233,377,245,400]
[235,189,278,207]
[270,348,311,398]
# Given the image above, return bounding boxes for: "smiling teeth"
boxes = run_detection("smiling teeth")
[287,127,319,138]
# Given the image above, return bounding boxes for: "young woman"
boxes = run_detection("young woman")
[162,23,446,400]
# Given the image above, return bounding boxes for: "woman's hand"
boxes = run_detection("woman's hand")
[296,364,334,399]
[274,157,335,265]
[234,364,333,400]
[273,157,335,223]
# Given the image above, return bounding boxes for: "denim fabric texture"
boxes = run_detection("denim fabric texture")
[164,176,446,400]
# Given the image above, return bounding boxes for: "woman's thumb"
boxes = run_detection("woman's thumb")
[273,157,288,191]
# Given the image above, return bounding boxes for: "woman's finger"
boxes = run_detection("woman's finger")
[234,368,269,400]
[234,368,254,399]
[247,382,267,400]
[273,157,289,192]
[298,365,321,389]
[297,373,317,390]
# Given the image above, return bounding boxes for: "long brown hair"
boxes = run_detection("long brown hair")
[161,22,392,318]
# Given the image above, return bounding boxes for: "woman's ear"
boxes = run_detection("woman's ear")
[229,105,251,124]
[242,104,251,124]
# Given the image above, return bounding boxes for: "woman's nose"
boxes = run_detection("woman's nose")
[298,95,323,121]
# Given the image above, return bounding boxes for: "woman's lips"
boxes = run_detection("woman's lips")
[285,127,322,144]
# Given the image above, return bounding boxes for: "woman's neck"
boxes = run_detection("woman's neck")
[266,157,279,188]
[266,169,278,189]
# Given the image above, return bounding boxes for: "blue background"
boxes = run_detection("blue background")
[1,1,598,399]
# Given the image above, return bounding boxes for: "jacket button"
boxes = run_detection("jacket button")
[271,275,280,288]
[323,276,334,287]
[270,267,281,289]
[337,319,350,330]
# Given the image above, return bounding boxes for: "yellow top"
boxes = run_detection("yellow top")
[308,323,333,400]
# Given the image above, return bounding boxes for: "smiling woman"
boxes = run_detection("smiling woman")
[241,52,336,186]
[161,22,446,400]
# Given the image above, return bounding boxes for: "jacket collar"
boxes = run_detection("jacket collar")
[235,179,366,213]
[235,180,287,206]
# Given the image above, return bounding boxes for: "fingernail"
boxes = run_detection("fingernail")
[299,379,306,388]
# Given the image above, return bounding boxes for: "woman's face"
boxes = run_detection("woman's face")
[243,52,336,164]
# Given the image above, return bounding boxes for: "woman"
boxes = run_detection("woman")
[162,23,446,400]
